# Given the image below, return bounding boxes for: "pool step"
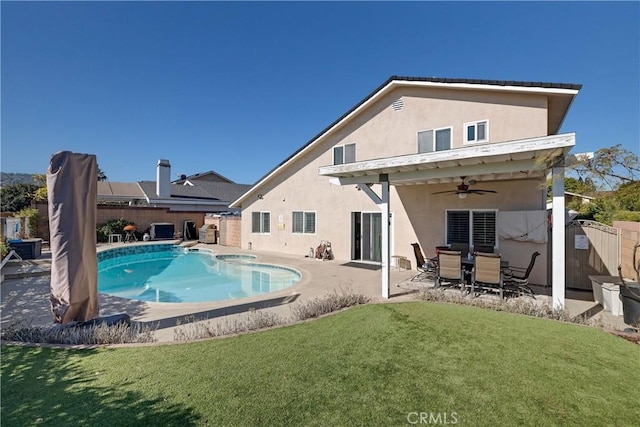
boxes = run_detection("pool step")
[2,259,52,280]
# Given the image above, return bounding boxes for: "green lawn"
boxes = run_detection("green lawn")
[2,302,639,426]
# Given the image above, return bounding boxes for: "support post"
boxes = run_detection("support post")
[551,165,566,310]
[381,178,390,299]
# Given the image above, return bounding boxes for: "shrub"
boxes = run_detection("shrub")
[174,290,371,340]
[290,288,370,321]
[174,310,285,341]
[612,210,640,223]
[416,288,603,326]
[1,320,156,345]
[97,218,130,243]
[15,207,40,238]
[0,238,9,260]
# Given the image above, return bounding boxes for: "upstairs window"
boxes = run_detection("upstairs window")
[251,211,270,234]
[418,127,452,153]
[464,120,489,144]
[292,211,316,234]
[333,143,356,165]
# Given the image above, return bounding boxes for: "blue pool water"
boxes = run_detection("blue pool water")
[98,245,301,303]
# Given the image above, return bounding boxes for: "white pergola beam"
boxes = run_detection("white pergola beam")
[552,165,566,310]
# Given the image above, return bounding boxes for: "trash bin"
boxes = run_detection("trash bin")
[619,282,640,327]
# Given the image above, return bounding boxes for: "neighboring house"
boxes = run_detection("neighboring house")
[231,76,581,306]
[98,160,251,213]
[564,191,595,206]
[172,170,235,185]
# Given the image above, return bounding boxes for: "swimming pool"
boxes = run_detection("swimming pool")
[98,244,301,303]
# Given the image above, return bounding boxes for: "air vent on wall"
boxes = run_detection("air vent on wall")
[392,97,404,111]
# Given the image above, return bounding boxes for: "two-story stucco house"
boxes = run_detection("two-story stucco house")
[231,76,581,307]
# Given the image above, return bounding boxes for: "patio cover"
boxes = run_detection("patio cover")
[47,151,99,323]
[319,133,574,309]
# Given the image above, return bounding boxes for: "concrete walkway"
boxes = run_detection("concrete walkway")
[0,242,630,342]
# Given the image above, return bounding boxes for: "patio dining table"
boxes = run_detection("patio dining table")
[461,256,509,270]
[430,255,509,270]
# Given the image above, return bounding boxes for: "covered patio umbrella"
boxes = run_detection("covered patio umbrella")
[47,151,99,323]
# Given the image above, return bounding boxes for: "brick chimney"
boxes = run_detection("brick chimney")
[156,159,171,197]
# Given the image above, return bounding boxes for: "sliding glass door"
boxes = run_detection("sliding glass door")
[352,212,382,262]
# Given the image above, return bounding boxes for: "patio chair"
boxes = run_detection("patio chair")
[471,252,505,298]
[411,243,437,281]
[503,251,540,298]
[436,250,465,292]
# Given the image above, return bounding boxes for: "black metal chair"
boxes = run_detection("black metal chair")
[503,251,540,298]
[411,243,437,281]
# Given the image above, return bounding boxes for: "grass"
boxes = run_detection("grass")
[2,302,639,426]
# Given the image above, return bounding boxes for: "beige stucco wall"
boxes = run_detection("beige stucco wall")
[34,201,206,241]
[614,221,640,280]
[240,85,551,285]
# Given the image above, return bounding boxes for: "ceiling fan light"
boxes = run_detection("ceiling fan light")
[458,192,468,199]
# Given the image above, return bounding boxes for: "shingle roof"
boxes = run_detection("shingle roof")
[97,181,145,199]
[171,170,234,184]
[189,181,253,202]
[389,76,581,90]
[138,180,251,202]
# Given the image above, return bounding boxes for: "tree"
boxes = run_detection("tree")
[97,166,107,181]
[0,183,38,212]
[32,165,107,201]
[546,176,596,198]
[569,144,640,191]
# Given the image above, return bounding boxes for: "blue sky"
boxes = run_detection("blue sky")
[2,1,638,185]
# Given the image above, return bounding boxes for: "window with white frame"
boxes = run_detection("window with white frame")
[446,210,496,248]
[464,120,488,144]
[333,143,356,165]
[418,127,452,153]
[252,271,271,293]
[292,211,316,234]
[251,211,270,234]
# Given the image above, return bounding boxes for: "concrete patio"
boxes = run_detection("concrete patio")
[1,242,630,342]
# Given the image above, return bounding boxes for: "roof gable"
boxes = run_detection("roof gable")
[172,170,234,184]
[231,75,581,207]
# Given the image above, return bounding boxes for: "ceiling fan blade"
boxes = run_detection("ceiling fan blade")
[432,190,458,195]
[468,189,497,194]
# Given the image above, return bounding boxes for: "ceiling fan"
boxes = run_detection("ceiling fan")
[432,176,497,199]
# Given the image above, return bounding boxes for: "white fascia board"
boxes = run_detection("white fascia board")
[97,195,142,201]
[146,198,229,206]
[319,133,575,177]
[393,80,580,96]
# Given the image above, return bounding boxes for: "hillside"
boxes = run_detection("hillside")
[0,172,37,187]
